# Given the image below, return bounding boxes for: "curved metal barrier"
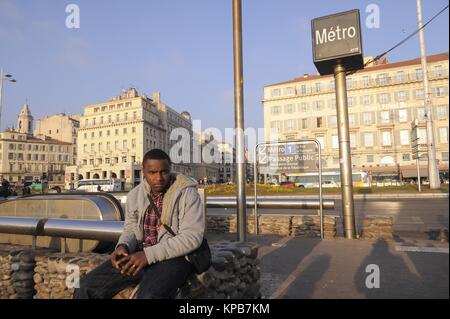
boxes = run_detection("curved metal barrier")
[0,193,124,253]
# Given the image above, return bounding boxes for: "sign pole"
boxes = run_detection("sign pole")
[334,62,356,239]
[416,157,421,192]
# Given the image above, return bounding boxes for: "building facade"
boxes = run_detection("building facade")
[218,143,236,183]
[34,113,80,165]
[262,53,449,182]
[65,88,194,190]
[192,131,220,184]
[0,104,73,186]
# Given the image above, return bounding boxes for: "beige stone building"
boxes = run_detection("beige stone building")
[262,53,449,182]
[192,131,220,184]
[34,113,80,165]
[0,104,73,186]
[65,88,193,190]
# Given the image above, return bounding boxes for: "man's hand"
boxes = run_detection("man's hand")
[119,251,149,276]
[111,245,129,270]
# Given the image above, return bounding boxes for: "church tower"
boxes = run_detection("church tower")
[17,103,33,135]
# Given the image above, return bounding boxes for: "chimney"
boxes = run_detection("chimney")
[152,92,161,104]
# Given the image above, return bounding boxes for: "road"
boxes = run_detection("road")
[207,197,449,239]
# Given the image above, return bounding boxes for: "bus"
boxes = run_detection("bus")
[289,171,370,188]
[76,179,122,192]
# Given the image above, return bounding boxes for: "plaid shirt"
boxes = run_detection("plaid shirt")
[142,192,164,248]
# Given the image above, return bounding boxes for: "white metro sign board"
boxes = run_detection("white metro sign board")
[258,143,318,174]
[311,9,364,75]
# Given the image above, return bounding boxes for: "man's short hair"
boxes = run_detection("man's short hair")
[143,149,172,165]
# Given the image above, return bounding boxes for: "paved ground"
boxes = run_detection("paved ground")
[206,233,449,299]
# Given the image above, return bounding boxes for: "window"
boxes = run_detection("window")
[433,65,443,77]
[350,133,356,148]
[346,78,354,89]
[362,112,373,125]
[108,115,112,123]
[107,130,110,137]
[332,135,339,149]
[417,108,426,121]
[415,68,423,81]
[361,95,372,105]
[271,106,281,115]
[98,142,103,151]
[316,136,325,149]
[284,104,295,113]
[123,140,128,149]
[271,89,281,97]
[100,116,104,124]
[329,99,336,109]
[415,89,424,100]
[362,76,370,87]
[398,109,408,123]
[83,144,87,152]
[439,127,448,143]
[106,141,110,151]
[299,102,309,112]
[436,105,448,120]
[116,114,120,122]
[92,118,96,125]
[99,131,103,137]
[434,87,448,97]
[380,111,391,124]
[132,139,136,149]
[133,111,137,120]
[316,117,323,128]
[115,141,119,150]
[91,132,95,138]
[329,80,336,91]
[90,143,95,152]
[349,114,357,126]
[123,128,127,134]
[382,131,392,146]
[396,71,406,83]
[315,83,322,93]
[285,119,296,131]
[378,93,390,104]
[402,154,410,161]
[115,129,119,136]
[347,96,356,107]
[132,127,136,134]
[367,155,374,163]
[84,133,87,139]
[364,132,374,147]
[270,121,282,133]
[283,87,295,95]
[418,128,427,144]
[400,130,410,145]
[300,85,307,95]
[396,91,409,102]
[376,73,389,85]
[122,156,127,163]
[312,101,324,111]
[300,118,308,130]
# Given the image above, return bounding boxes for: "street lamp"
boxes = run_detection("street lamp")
[0,68,17,131]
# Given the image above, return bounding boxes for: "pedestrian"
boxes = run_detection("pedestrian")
[74,149,207,299]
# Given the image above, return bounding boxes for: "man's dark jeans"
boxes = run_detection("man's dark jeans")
[73,256,194,299]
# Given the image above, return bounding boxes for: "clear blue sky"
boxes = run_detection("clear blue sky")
[0,0,448,138]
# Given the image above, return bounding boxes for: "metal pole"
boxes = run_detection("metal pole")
[0,68,4,132]
[417,0,440,189]
[334,62,356,239]
[232,0,247,242]
[318,140,323,239]
[253,145,258,235]
[416,157,421,192]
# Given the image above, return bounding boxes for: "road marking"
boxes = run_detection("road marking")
[395,246,449,254]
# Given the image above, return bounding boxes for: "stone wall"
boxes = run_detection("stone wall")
[207,214,337,239]
[0,241,260,299]
[361,216,394,240]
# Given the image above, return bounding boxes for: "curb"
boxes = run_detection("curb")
[209,193,449,199]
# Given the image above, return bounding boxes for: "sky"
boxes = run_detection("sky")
[0,0,449,144]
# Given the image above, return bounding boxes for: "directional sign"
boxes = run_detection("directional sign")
[258,143,318,174]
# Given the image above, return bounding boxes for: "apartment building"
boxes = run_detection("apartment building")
[263,53,449,181]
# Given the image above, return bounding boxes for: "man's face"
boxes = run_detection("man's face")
[143,159,171,193]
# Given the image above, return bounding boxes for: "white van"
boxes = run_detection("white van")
[77,179,122,192]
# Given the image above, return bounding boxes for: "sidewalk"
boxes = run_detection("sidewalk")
[206,233,449,299]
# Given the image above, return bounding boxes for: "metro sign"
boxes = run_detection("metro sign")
[312,9,364,75]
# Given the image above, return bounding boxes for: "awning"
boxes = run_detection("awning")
[401,167,429,178]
